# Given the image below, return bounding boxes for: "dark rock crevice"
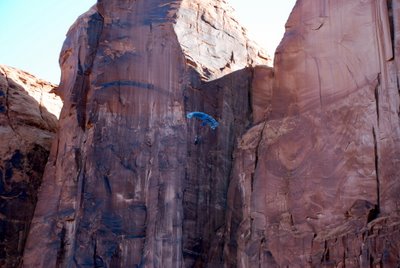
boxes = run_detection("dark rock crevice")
[71,11,104,130]
[387,0,395,56]
[375,75,381,126]
[251,121,266,194]
[372,127,381,215]
[55,225,67,268]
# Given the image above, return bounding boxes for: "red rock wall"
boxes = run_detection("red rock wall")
[22,1,268,267]
[20,0,400,267]
[0,65,61,267]
[225,0,400,266]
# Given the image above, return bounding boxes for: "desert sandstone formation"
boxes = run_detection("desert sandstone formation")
[22,1,268,267]
[19,0,400,267]
[225,0,400,266]
[0,65,62,267]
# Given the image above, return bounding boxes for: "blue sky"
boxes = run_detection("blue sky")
[230,0,296,57]
[0,0,96,83]
[0,1,295,84]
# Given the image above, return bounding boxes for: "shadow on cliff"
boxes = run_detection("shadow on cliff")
[182,66,256,266]
[0,74,60,267]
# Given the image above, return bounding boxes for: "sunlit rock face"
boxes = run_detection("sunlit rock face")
[225,0,400,267]
[22,1,269,267]
[21,0,400,267]
[0,65,62,267]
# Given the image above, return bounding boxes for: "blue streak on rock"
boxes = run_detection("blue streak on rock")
[100,80,155,90]
[98,80,171,96]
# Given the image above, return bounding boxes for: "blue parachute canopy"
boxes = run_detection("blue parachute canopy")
[186,112,219,130]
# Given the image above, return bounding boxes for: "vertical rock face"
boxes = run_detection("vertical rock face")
[22,1,400,267]
[22,1,268,267]
[225,0,400,267]
[0,65,62,267]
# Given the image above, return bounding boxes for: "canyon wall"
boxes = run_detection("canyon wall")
[17,0,400,267]
[0,65,61,267]
[22,1,268,267]
[225,0,400,266]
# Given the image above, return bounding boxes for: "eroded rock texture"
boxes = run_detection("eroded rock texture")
[225,0,400,267]
[0,65,62,267]
[22,1,268,267]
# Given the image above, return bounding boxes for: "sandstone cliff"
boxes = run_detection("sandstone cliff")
[225,0,400,266]
[19,0,400,267]
[22,1,268,267]
[0,65,62,267]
